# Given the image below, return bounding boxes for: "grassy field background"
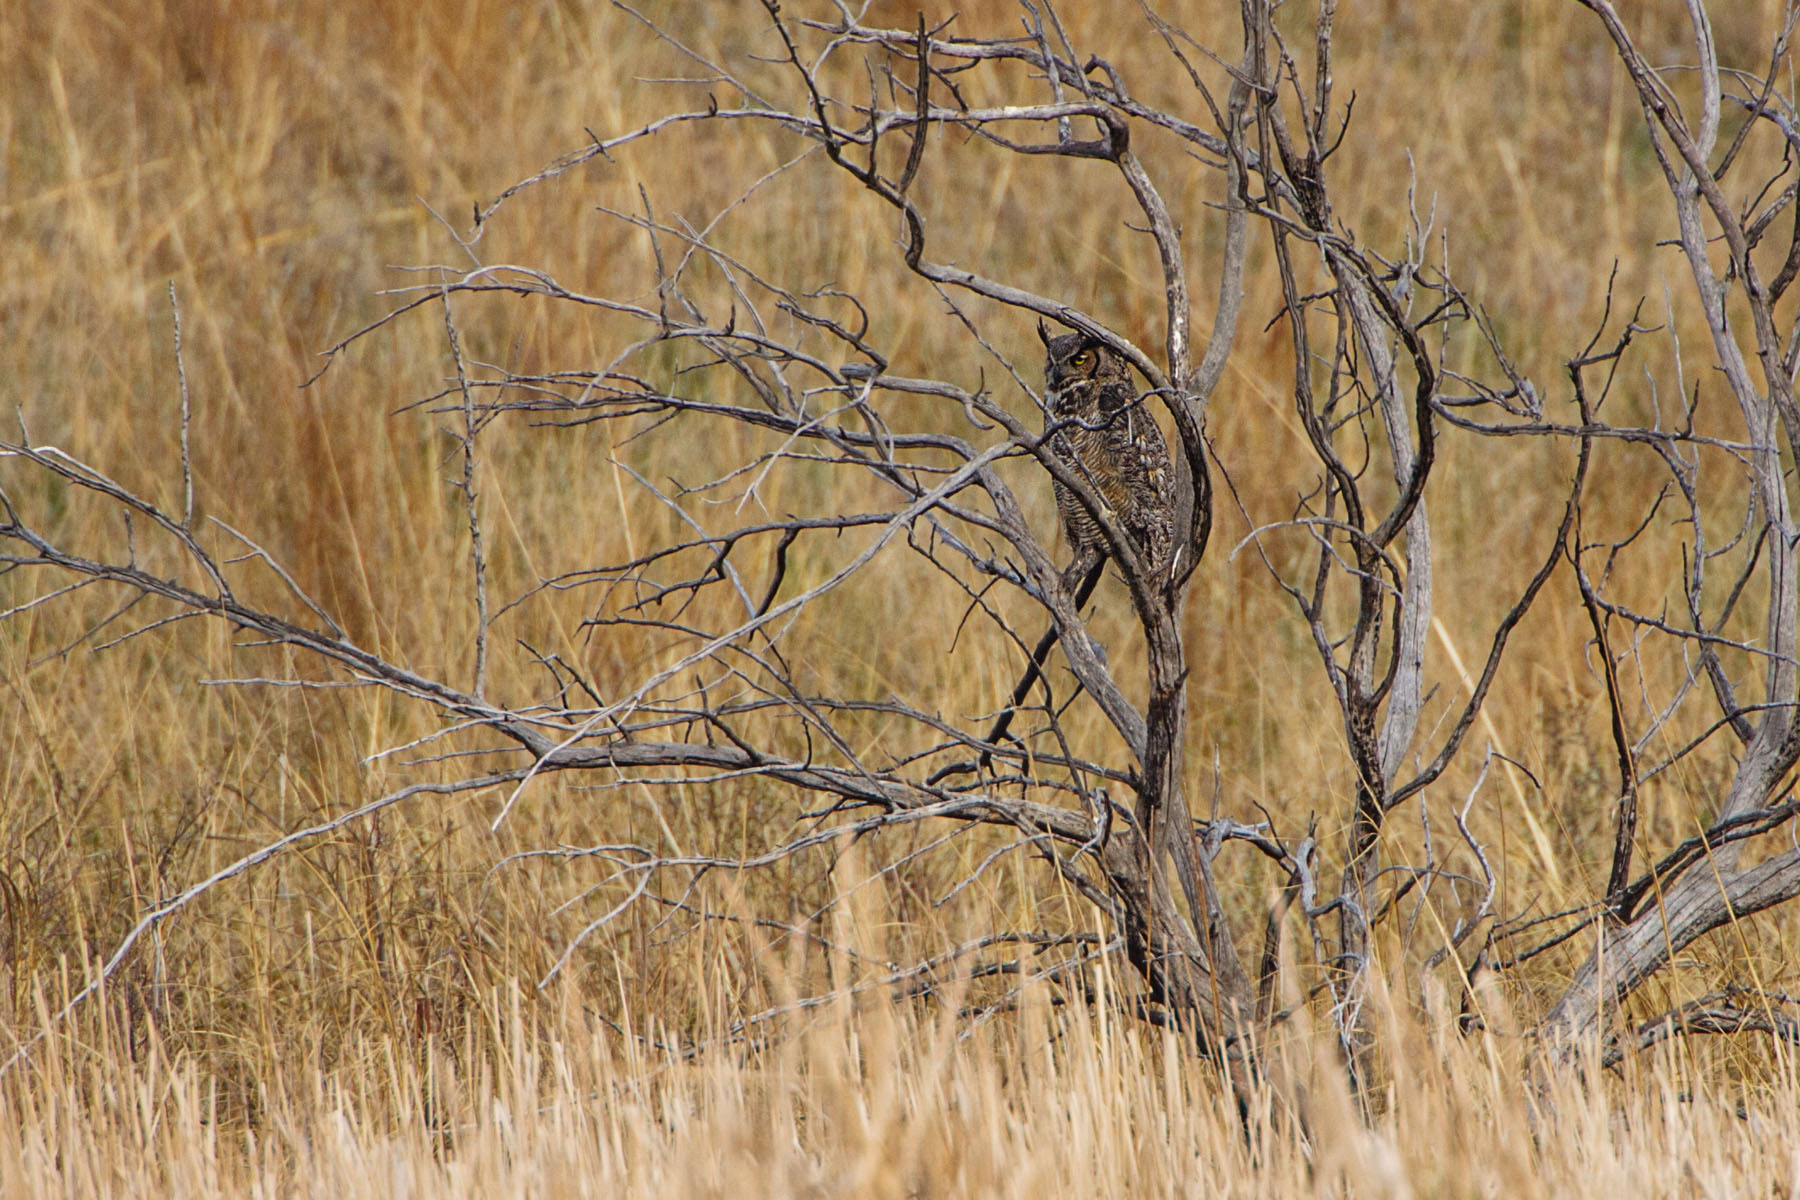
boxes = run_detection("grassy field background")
[4,0,1800,1193]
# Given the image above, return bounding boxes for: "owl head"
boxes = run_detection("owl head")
[1038,320,1133,418]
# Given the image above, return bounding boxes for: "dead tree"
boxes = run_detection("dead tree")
[1530,0,1800,1054]
[4,0,1800,1087]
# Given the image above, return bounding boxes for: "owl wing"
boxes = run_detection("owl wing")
[1122,397,1174,569]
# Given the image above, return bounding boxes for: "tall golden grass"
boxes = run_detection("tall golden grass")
[6,969,1800,1197]
[3,0,1798,1192]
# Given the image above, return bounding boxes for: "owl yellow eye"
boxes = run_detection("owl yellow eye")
[1071,350,1094,369]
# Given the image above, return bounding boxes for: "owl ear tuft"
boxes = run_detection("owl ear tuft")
[1037,318,1054,349]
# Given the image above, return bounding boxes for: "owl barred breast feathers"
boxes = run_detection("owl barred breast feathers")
[1037,320,1175,577]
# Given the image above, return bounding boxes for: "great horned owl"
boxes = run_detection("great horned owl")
[936,323,1179,783]
[1038,320,1174,579]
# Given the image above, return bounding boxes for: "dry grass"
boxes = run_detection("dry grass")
[3,0,1799,1193]
[6,970,1800,1198]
